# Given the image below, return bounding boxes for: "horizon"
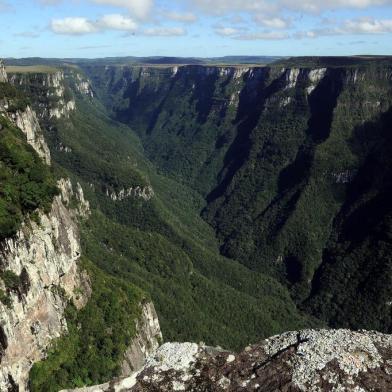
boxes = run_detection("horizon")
[3,54,392,63]
[0,1,391,58]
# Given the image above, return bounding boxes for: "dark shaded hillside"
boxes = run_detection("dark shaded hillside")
[5,66,312,391]
[306,106,392,332]
[82,59,392,332]
[45,92,309,350]
[6,58,392,389]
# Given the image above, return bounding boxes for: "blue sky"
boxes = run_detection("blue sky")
[1,0,392,58]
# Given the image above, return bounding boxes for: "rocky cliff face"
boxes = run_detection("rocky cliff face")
[73,73,94,97]
[58,300,162,392]
[0,178,91,391]
[0,66,51,164]
[0,60,7,83]
[83,60,392,333]
[104,185,155,202]
[120,300,162,377]
[0,63,92,390]
[9,70,76,120]
[61,329,392,392]
[9,105,51,164]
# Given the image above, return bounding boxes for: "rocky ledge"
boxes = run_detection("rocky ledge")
[63,329,392,392]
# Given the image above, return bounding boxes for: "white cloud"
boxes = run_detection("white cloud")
[190,0,392,15]
[254,16,291,29]
[51,14,138,35]
[343,17,392,33]
[142,27,186,36]
[51,17,97,34]
[295,17,392,38]
[92,0,154,19]
[215,27,241,36]
[190,0,276,15]
[283,0,391,13]
[235,31,289,40]
[165,11,197,22]
[98,14,138,30]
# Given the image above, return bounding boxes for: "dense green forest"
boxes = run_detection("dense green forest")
[82,59,392,327]
[29,258,144,391]
[2,57,392,389]
[0,115,57,240]
[0,69,312,390]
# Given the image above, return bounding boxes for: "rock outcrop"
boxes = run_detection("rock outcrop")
[105,186,155,202]
[120,300,162,377]
[9,70,76,119]
[0,69,91,389]
[0,180,91,391]
[10,105,51,164]
[0,65,51,164]
[74,73,94,97]
[0,60,7,82]
[63,329,392,392]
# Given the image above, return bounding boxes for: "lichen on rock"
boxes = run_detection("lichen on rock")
[64,329,392,392]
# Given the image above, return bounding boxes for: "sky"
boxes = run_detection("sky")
[1,0,392,58]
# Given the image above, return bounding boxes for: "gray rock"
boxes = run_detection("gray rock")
[65,329,392,392]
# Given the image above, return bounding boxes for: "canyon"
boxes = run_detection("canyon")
[0,56,391,391]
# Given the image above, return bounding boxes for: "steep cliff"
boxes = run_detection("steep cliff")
[9,105,51,164]
[0,63,92,391]
[5,58,391,391]
[120,300,162,376]
[0,179,90,391]
[0,60,7,83]
[0,67,51,164]
[9,70,76,120]
[60,329,392,392]
[83,59,392,332]
[7,61,312,359]
[1,63,161,392]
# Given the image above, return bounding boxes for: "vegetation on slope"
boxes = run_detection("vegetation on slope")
[82,60,392,330]
[305,106,392,332]
[0,115,57,239]
[11,60,391,388]
[29,258,144,391]
[59,91,313,344]
[15,66,314,390]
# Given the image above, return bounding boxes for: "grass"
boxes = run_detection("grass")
[6,65,58,74]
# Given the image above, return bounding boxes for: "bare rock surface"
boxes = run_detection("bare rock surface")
[63,329,392,392]
[12,105,51,164]
[121,299,162,376]
[8,70,76,119]
[0,180,91,391]
[0,60,7,82]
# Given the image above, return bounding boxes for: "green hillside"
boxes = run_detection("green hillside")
[81,58,392,329]
[5,57,392,389]
[2,67,313,390]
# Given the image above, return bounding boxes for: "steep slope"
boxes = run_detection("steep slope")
[0,63,88,391]
[4,63,314,390]
[0,63,160,392]
[7,57,392,390]
[306,105,392,332]
[82,59,392,332]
